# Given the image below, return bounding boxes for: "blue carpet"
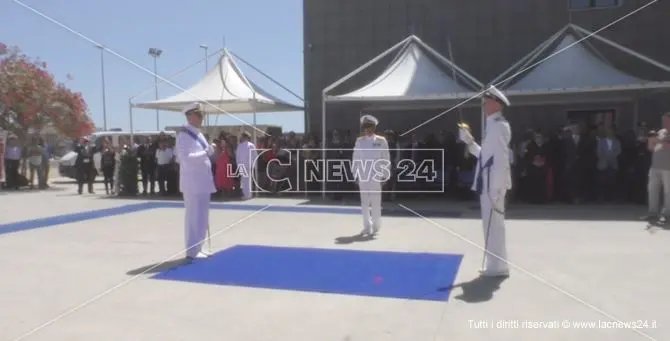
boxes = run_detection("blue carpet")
[0,201,460,237]
[155,201,462,218]
[0,202,153,236]
[152,245,463,301]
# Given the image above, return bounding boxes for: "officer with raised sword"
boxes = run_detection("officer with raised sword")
[458,85,512,277]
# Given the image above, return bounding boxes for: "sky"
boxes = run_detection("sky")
[0,0,305,133]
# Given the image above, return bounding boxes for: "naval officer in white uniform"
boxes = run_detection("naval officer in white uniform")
[176,103,216,260]
[352,114,391,236]
[235,131,258,200]
[458,86,512,277]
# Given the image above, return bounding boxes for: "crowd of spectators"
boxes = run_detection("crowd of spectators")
[1,134,53,190]
[120,120,652,206]
[1,120,657,208]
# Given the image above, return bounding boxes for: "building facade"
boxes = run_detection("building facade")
[303,0,670,140]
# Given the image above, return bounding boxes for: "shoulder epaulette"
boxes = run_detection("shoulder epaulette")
[494,116,505,122]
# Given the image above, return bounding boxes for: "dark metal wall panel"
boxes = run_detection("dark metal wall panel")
[304,0,670,135]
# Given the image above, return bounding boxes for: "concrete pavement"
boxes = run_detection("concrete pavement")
[0,180,667,341]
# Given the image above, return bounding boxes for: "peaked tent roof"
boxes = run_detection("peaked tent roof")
[491,24,670,105]
[325,35,484,105]
[506,34,644,91]
[134,50,303,113]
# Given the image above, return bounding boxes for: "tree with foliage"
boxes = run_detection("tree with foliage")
[0,43,94,140]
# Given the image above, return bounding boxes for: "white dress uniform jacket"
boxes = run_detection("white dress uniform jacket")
[235,140,258,200]
[352,134,391,234]
[466,112,512,275]
[176,124,216,258]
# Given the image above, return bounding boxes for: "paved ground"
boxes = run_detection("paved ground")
[1,178,668,341]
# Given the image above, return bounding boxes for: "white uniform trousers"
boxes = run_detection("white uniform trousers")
[359,182,382,233]
[184,193,210,257]
[647,168,670,216]
[480,192,509,273]
[240,174,252,199]
[240,163,254,199]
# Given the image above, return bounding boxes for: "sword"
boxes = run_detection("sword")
[448,38,468,132]
[207,223,212,253]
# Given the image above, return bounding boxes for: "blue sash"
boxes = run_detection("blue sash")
[181,126,208,150]
[475,156,494,195]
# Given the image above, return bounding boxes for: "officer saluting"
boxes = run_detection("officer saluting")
[458,85,512,277]
[176,102,216,260]
[352,114,391,236]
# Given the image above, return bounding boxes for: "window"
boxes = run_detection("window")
[569,0,620,10]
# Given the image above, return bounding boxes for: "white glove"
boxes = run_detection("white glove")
[490,189,506,214]
[458,127,474,145]
[205,145,215,156]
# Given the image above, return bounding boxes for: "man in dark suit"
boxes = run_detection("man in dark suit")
[595,125,621,202]
[561,123,595,203]
[137,137,158,195]
[74,137,96,194]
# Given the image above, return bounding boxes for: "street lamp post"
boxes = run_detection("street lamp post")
[148,47,163,130]
[199,44,208,125]
[97,45,108,131]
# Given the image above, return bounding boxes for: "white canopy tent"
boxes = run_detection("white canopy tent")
[326,39,483,103]
[132,49,303,142]
[491,24,670,106]
[322,34,485,132]
[320,35,485,197]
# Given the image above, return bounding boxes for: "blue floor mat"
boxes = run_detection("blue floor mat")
[152,245,463,302]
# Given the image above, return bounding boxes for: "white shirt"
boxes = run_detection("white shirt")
[176,124,216,195]
[352,134,391,184]
[155,147,174,165]
[235,140,258,171]
[467,112,512,193]
[5,146,21,160]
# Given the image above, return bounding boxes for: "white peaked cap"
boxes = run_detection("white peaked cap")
[482,85,510,107]
[360,114,379,126]
[183,102,203,115]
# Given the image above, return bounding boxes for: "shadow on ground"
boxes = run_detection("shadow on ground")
[51,179,107,185]
[334,233,375,244]
[300,198,648,222]
[127,258,191,275]
[0,185,67,195]
[440,275,508,303]
[87,190,649,222]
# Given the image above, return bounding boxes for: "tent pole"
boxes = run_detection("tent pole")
[128,98,134,145]
[252,93,259,198]
[571,24,670,74]
[321,91,327,200]
[323,35,413,94]
[229,51,304,102]
[481,105,485,142]
[513,30,565,82]
[419,39,484,90]
[490,26,567,86]
[129,48,225,104]
[384,37,414,73]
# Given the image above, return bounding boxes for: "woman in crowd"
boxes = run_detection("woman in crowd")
[27,137,45,189]
[215,138,235,196]
[266,142,283,193]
